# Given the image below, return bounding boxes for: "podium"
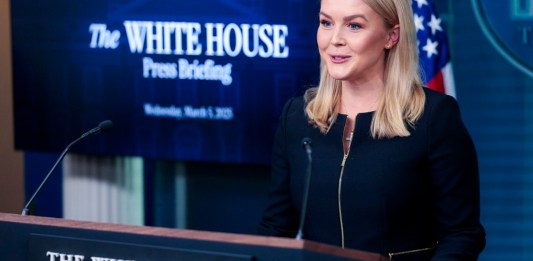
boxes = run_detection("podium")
[0,212,387,261]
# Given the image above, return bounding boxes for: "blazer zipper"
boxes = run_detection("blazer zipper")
[388,246,435,260]
[338,120,353,249]
[338,153,349,248]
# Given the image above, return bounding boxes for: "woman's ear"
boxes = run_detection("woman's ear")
[385,24,400,49]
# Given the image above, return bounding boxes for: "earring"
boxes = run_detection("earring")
[385,44,391,49]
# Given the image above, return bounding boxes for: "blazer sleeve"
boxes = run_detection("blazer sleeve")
[427,94,486,260]
[257,98,299,237]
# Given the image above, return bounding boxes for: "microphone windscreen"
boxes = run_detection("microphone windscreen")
[98,120,113,131]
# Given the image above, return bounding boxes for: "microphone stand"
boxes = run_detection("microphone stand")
[296,138,312,240]
[21,120,113,216]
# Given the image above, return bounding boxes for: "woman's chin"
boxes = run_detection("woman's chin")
[327,72,350,81]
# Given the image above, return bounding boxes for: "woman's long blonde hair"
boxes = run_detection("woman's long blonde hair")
[304,0,425,139]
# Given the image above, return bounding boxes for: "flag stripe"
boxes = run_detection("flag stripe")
[427,70,445,93]
[442,62,456,97]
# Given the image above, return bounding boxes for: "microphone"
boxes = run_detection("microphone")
[80,120,113,138]
[21,120,114,216]
[296,137,312,240]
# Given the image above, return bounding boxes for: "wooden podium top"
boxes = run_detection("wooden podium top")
[0,212,388,261]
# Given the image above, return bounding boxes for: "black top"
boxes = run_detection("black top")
[258,88,486,260]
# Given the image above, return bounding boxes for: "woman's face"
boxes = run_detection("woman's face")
[317,0,393,83]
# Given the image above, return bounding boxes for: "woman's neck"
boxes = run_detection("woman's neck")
[339,79,384,116]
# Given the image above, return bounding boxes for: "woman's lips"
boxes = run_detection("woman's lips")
[330,55,350,63]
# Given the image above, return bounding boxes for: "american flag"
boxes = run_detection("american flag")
[411,0,455,97]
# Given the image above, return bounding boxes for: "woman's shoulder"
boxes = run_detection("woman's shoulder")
[276,96,310,132]
[420,87,464,126]
[281,95,306,116]
[422,87,460,113]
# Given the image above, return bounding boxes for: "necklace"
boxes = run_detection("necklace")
[346,130,354,141]
[342,101,355,142]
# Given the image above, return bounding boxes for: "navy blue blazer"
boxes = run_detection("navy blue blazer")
[258,88,486,260]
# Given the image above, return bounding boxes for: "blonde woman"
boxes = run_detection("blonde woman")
[258,0,486,259]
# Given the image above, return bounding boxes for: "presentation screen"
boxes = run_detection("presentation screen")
[11,0,320,164]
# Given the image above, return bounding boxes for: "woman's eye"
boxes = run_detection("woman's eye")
[320,19,332,27]
[347,23,361,30]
